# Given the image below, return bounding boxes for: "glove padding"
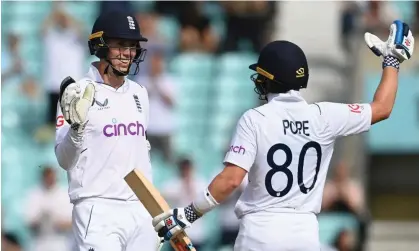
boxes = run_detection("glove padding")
[152,207,194,241]
[59,77,95,133]
[365,20,414,62]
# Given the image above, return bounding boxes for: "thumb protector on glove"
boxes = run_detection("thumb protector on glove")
[72,83,95,125]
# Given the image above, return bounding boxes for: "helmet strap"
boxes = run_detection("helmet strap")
[104,59,129,77]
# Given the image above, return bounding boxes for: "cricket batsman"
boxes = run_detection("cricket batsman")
[151,20,414,250]
[55,11,162,251]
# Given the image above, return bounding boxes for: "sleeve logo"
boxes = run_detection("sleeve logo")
[348,104,362,113]
[229,145,246,155]
[56,115,65,127]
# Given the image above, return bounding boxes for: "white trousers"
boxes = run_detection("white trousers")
[72,198,160,251]
[234,212,320,251]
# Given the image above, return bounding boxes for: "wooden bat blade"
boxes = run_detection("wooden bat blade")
[125,168,170,216]
[124,169,197,251]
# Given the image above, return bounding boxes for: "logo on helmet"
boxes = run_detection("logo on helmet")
[296,68,305,78]
[127,16,136,30]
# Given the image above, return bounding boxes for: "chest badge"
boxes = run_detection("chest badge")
[133,94,142,113]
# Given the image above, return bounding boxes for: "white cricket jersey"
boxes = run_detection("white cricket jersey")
[224,91,371,218]
[55,62,151,203]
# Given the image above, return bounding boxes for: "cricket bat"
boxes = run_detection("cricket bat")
[125,168,196,251]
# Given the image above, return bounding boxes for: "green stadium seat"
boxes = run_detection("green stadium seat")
[318,213,359,245]
[63,2,98,24]
[8,2,49,16]
[217,52,257,76]
[169,53,215,79]
[157,16,180,45]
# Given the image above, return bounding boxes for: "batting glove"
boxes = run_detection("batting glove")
[152,205,201,241]
[365,20,414,69]
[59,76,95,135]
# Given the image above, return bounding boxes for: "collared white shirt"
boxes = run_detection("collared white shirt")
[223,91,372,217]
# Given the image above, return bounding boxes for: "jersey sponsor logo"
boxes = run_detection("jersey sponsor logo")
[103,119,145,137]
[229,145,246,155]
[56,115,65,128]
[348,104,362,113]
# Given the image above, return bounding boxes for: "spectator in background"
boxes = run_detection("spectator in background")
[18,77,45,137]
[136,47,176,163]
[220,1,275,52]
[322,162,368,251]
[133,12,168,77]
[333,229,357,251]
[160,157,208,250]
[362,1,399,35]
[41,2,85,127]
[340,2,362,52]
[2,232,22,251]
[24,166,73,251]
[178,9,219,53]
[1,33,23,83]
[414,2,419,35]
[154,1,219,52]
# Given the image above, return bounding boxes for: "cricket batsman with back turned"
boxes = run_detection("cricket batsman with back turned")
[151,21,414,251]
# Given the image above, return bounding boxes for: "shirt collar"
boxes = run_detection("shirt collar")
[86,61,105,83]
[86,61,129,92]
[267,90,307,104]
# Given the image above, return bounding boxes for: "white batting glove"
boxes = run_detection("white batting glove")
[365,20,414,67]
[152,205,201,241]
[59,76,95,134]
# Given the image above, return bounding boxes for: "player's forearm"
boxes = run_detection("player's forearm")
[370,67,398,124]
[190,165,245,217]
[55,130,84,170]
[207,172,241,203]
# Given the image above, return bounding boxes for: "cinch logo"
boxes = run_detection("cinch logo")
[103,119,145,137]
[229,145,246,155]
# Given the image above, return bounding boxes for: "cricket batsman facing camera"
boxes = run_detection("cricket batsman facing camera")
[55,11,163,251]
[152,21,414,250]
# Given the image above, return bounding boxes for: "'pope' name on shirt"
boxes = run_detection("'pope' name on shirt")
[283,120,310,136]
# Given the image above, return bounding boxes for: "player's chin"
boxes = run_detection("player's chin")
[116,65,129,73]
